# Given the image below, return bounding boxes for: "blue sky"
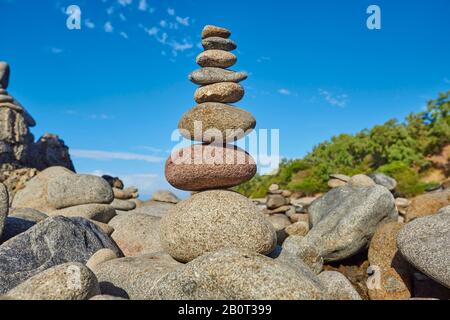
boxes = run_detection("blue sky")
[1,0,449,198]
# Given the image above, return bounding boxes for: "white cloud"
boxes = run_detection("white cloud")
[146,27,159,36]
[167,8,175,16]
[175,16,190,26]
[85,19,95,29]
[119,13,127,21]
[106,6,114,15]
[171,39,193,52]
[138,0,148,11]
[104,22,114,33]
[278,88,291,96]
[50,47,63,54]
[120,31,129,39]
[71,150,165,163]
[118,0,132,7]
[318,89,348,107]
[160,20,167,28]
[89,113,114,120]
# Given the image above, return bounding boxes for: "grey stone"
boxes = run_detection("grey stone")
[267,214,291,245]
[202,37,237,51]
[90,295,128,300]
[370,173,397,191]
[329,174,351,182]
[189,68,247,85]
[397,206,450,288]
[109,213,162,257]
[150,248,326,300]
[86,249,118,270]
[0,62,10,89]
[9,208,48,222]
[91,252,182,300]
[318,271,362,300]
[131,200,174,218]
[151,190,180,204]
[111,199,136,211]
[266,194,286,209]
[48,204,116,223]
[0,217,35,243]
[47,174,114,209]
[6,263,100,300]
[0,216,121,294]
[306,184,398,262]
[0,183,8,239]
[277,235,324,274]
[160,190,277,262]
[196,50,237,68]
[12,166,74,211]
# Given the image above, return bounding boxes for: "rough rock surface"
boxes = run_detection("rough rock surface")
[194,82,244,104]
[370,173,397,191]
[202,25,231,39]
[306,184,398,262]
[196,50,237,68]
[0,183,7,238]
[189,68,247,85]
[47,174,113,209]
[165,144,256,191]
[11,166,74,211]
[150,248,325,300]
[8,207,48,222]
[178,102,256,143]
[86,249,118,270]
[0,216,121,294]
[318,271,362,300]
[91,252,182,300]
[6,263,100,300]
[48,204,116,223]
[404,190,450,222]
[131,201,174,218]
[160,190,277,262]
[277,235,324,274]
[0,217,35,243]
[151,190,179,204]
[368,222,412,300]
[202,37,237,51]
[397,206,450,288]
[109,213,162,257]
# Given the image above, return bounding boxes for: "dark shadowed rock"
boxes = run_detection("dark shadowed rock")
[0,216,121,294]
[0,217,35,243]
[306,184,398,262]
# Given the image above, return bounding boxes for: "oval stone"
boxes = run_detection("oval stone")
[160,190,277,262]
[201,25,231,39]
[196,50,237,68]
[189,68,247,85]
[165,144,257,191]
[178,102,256,143]
[202,37,237,51]
[194,82,244,104]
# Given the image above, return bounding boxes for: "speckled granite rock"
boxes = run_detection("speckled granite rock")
[370,173,397,191]
[109,213,162,257]
[165,144,256,191]
[194,82,244,104]
[201,25,231,39]
[48,204,116,223]
[91,252,182,300]
[47,174,113,209]
[0,183,7,239]
[178,102,255,143]
[149,248,325,300]
[160,190,277,262]
[318,271,361,300]
[6,263,100,300]
[397,206,450,288]
[189,68,247,85]
[404,190,450,222]
[196,50,237,68]
[306,184,398,262]
[151,190,179,204]
[202,37,237,51]
[0,216,121,294]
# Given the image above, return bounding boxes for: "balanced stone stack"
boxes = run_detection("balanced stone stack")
[0,61,74,183]
[161,25,277,263]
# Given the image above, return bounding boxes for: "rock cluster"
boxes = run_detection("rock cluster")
[0,62,74,191]
[161,25,276,263]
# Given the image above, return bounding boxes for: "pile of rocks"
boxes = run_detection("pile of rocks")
[161,25,277,264]
[101,175,140,213]
[0,62,74,191]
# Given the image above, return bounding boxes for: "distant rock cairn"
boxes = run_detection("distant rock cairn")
[0,61,74,172]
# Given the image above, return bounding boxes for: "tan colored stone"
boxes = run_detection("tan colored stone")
[196,50,237,68]
[328,179,347,188]
[285,221,309,237]
[86,249,118,270]
[194,82,244,104]
[404,190,450,222]
[201,25,231,39]
[348,174,376,187]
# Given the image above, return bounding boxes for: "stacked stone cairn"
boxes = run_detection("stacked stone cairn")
[102,175,140,212]
[161,25,277,263]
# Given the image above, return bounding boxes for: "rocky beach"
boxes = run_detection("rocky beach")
[0,24,449,301]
